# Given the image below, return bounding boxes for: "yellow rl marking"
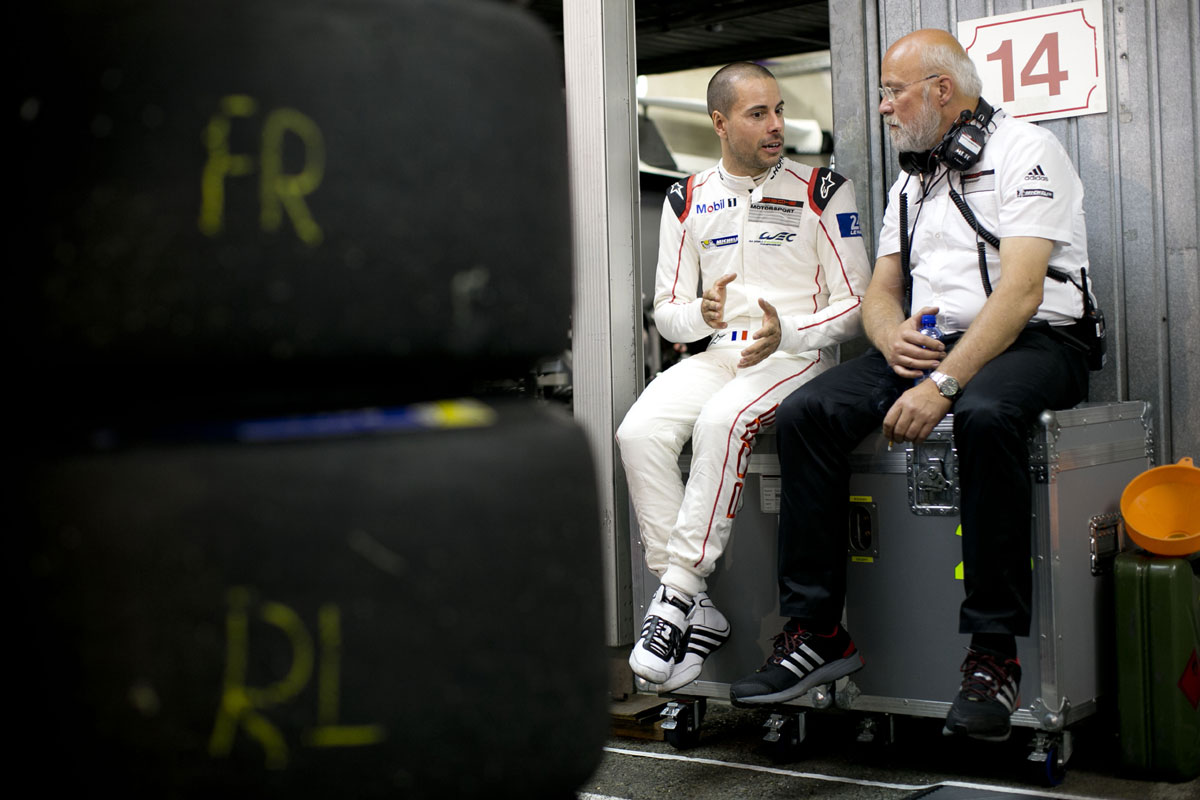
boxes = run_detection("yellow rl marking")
[209,588,385,769]
[209,588,306,769]
[305,604,386,748]
[198,96,325,246]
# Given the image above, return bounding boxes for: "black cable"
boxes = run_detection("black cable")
[899,191,911,314]
[898,170,938,315]
[948,183,999,248]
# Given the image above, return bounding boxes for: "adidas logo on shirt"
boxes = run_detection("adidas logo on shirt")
[1023,164,1049,181]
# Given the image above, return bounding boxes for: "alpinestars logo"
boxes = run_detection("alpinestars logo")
[820,172,836,198]
[1024,165,1049,181]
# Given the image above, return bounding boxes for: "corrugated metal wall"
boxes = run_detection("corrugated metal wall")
[830,0,1199,465]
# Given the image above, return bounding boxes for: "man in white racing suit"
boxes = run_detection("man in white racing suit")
[618,61,872,691]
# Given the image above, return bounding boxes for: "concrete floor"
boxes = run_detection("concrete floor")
[579,698,1199,800]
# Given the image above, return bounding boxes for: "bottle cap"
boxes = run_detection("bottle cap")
[921,314,938,327]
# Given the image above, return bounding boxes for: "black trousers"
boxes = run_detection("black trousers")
[776,325,1089,636]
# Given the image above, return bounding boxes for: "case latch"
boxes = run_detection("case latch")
[1088,512,1122,575]
[906,435,960,515]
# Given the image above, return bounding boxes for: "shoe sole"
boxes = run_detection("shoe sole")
[941,721,1012,742]
[657,626,731,693]
[658,662,702,693]
[629,651,672,685]
[730,654,864,707]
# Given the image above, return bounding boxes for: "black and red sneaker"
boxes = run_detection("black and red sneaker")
[729,624,864,706]
[943,648,1022,741]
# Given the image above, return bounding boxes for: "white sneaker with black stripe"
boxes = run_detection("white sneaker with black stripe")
[660,592,730,692]
[629,585,694,685]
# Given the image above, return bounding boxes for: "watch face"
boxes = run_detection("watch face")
[931,376,960,400]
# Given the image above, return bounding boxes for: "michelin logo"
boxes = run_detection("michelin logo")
[836,212,862,238]
[701,235,739,250]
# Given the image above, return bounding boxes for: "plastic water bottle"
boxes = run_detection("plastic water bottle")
[915,313,943,384]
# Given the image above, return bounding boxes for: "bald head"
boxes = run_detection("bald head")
[707,61,777,117]
[883,28,982,106]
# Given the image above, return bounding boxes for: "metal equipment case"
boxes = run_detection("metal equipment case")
[631,401,1153,778]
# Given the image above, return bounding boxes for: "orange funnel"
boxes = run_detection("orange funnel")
[1120,457,1200,556]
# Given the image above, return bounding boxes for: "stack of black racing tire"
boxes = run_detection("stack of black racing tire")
[10,1,608,796]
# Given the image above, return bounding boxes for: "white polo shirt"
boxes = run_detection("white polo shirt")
[877,109,1090,334]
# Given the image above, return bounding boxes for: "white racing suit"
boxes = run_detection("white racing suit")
[618,157,872,597]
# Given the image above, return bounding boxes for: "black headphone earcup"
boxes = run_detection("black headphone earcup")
[942,122,988,171]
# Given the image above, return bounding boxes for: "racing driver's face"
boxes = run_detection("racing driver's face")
[716,76,785,176]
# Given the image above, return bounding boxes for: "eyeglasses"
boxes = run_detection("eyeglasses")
[878,74,941,102]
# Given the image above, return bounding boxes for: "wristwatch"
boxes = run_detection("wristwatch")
[929,370,962,401]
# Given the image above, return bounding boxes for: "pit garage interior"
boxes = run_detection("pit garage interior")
[13,0,1199,798]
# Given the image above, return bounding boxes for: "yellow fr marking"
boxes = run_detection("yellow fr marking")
[199,96,325,246]
[260,108,325,246]
[198,95,257,238]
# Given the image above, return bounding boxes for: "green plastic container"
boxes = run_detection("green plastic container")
[1114,551,1200,781]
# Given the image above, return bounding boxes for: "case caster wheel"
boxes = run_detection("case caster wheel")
[807,681,836,710]
[1026,731,1069,786]
[760,709,807,762]
[660,698,705,750]
[855,713,895,746]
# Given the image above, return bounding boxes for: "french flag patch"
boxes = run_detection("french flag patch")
[730,330,750,341]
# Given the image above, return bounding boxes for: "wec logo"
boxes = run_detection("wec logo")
[757,231,796,243]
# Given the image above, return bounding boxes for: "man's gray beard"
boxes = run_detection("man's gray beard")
[887,97,943,153]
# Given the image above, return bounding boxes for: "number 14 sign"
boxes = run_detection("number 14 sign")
[958,0,1107,121]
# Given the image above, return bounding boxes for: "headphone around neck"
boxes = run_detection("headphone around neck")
[898,97,996,175]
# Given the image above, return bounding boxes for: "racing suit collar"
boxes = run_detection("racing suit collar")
[717,159,770,192]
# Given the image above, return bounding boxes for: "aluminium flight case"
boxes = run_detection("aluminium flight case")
[842,400,1153,773]
[630,401,1152,771]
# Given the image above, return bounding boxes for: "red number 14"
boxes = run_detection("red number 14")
[986,32,1070,102]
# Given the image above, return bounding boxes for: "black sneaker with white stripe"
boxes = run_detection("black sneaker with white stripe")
[943,648,1022,741]
[729,624,864,706]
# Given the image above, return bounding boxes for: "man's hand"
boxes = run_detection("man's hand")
[884,305,946,379]
[739,297,782,368]
[883,379,953,444]
[702,273,737,329]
